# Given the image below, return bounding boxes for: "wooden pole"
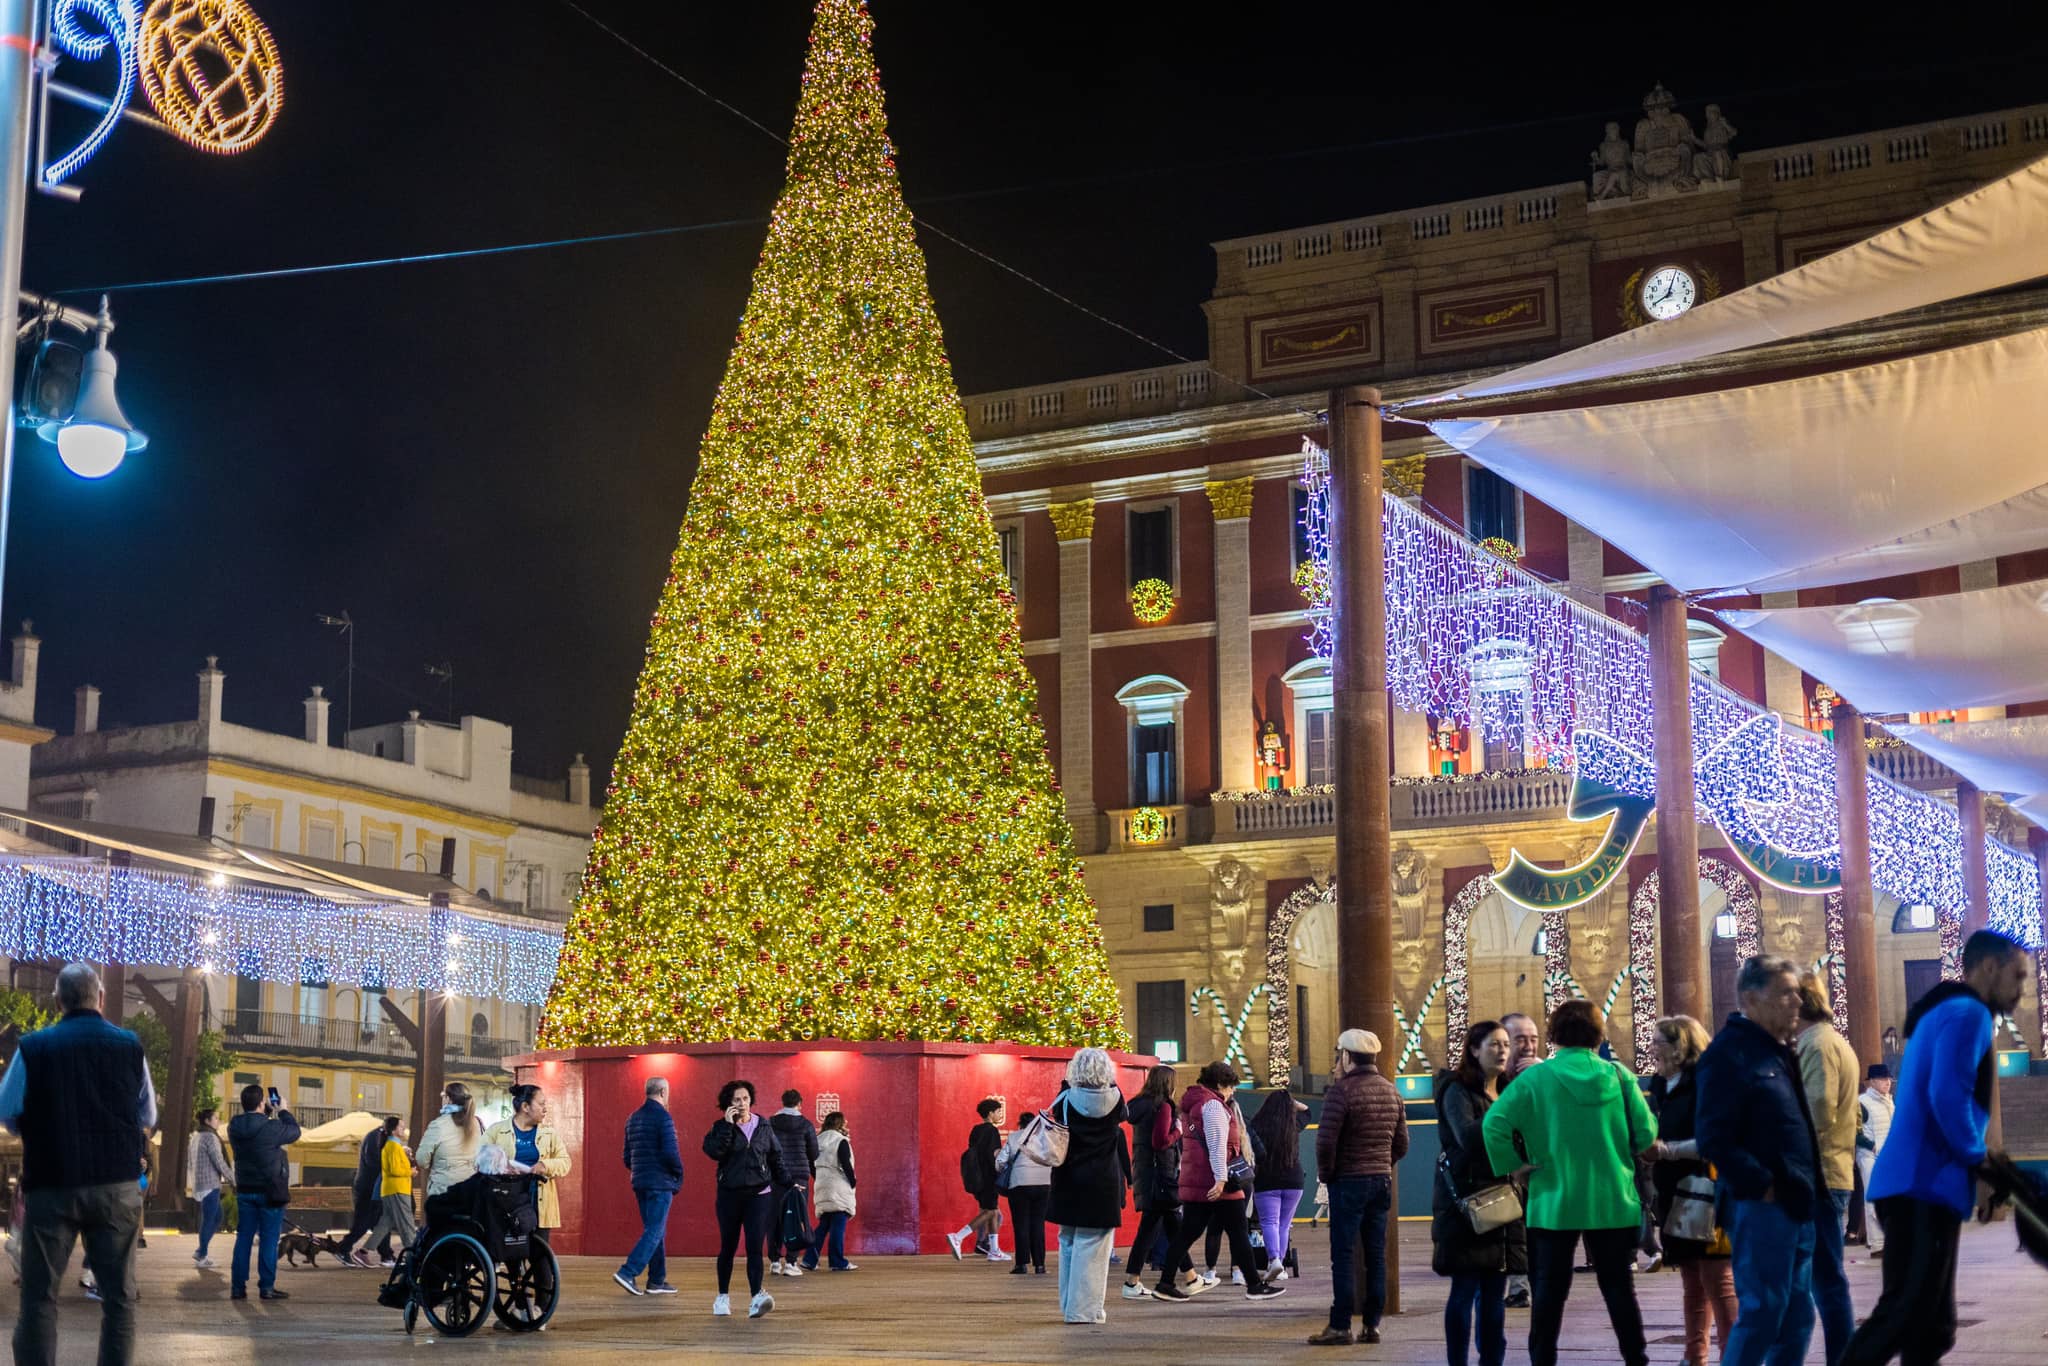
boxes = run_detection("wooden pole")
[157,966,204,1218]
[1957,781,1991,935]
[1647,585,1703,1022]
[1328,384,1398,1312]
[1834,705,1882,1071]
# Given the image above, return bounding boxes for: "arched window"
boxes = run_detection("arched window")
[1116,675,1189,805]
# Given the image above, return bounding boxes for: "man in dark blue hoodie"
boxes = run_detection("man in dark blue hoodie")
[1843,929,2030,1366]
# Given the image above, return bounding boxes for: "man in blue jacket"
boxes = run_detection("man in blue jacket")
[1696,954,1825,1366]
[615,1075,683,1296]
[1843,930,2030,1366]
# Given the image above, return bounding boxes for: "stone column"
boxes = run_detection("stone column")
[1049,500,1098,851]
[1759,591,1805,719]
[1835,705,1882,1070]
[1565,520,1604,609]
[1958,781,1991,935]
[1648,586,1704,1023]
[1207,479,1256,793]
[1329,384,1399,1312]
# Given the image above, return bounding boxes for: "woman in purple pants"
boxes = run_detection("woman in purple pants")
[1247,1088,1310,1279]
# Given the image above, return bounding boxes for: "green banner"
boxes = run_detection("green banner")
[1493,772,1653,911]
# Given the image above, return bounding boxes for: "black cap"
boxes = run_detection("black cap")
[1866,1063,1891,1080]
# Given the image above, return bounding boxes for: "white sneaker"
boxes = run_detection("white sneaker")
[1121,1282,1152,1299]
[1094,1308,1107,1323]
[748,1291,774,1319]
[768,1262,782,1276]
[946,1231,965,1261]
[1274,1267,1289,1281]
[985,1249,1013,1263]
[712,1294,731,1317]
[1201,1270,1220,1286]
[1230,1269,1245,1285]
[781,1263,803,1277]
[192,1257,217,1270]
[1182,1274,1212,1297]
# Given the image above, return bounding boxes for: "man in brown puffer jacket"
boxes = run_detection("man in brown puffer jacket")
[1307,1028,1409,1346]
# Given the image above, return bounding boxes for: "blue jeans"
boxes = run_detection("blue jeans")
[1723,1197,1818,1366]
[618,1188,673,1284]
[231,1191,284,1294]
[803,1211,851,1270]
[1812,1188,1854,1366]
[195,1190,223,1259]
[1326,1174,1391,1332]
[1446,1271,1508,1366]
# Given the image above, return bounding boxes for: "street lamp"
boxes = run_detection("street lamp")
[28,293,145,478]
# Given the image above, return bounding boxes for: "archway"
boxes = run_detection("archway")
[1264,881,1330,1086]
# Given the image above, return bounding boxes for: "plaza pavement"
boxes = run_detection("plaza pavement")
[2,1221,2042,1363]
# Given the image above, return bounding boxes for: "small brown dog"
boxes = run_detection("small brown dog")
[278,1225,350,1268]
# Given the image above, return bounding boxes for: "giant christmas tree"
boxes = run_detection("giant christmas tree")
[539,0,1126,1051]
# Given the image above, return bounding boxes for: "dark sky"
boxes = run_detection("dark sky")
[14,3,2047,785]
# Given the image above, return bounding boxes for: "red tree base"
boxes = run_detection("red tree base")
[511,1040,1155,1257]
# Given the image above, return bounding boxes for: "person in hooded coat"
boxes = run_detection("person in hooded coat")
[1045,1048,1132,1325]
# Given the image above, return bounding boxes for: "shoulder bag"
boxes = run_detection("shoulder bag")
[1025,1101,1070,1168]
[1442,1087,1524,1235]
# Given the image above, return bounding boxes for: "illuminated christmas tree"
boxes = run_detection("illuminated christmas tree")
[538,0,1126,1051]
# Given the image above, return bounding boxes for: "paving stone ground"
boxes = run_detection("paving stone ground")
[4,1221,2044,1363]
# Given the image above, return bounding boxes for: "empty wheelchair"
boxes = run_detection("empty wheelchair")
[378,1172,559,1336]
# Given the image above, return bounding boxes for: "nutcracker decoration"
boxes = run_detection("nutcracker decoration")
[1258,720,1287,791]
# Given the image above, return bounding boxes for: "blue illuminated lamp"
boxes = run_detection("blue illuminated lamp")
[36,297,146,479]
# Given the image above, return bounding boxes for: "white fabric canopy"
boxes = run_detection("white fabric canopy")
[1722,578,2048,714]
[1431,326,2048,594]
[1893,717,2048,803]
[1409,154,2048,402]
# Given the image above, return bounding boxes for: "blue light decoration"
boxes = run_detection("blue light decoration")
[0,858,562,1004]
[1298,440,2043,947]
[44,0,141,188]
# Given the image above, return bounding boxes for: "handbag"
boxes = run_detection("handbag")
[1026,1104,1070,1168]
[1662,1172,1718,1245]
[1223,1154,1255,1194]
[1457,1181,1524,1235]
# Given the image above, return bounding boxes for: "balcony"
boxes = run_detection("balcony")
[1104,805,1191,851]
[1867,740,1959,791]
[1207,769,1571,843]
[224,1011,527,1068]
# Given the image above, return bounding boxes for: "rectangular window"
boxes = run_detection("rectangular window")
[239,808,274,850]
[1464,464,1519,546]
[1142,903,1174,933]
[1132,721,1177,805]
[995,523,1023,601]
[1127,504,1176,588]
[234,975,262,1032]
[232,1071,260,1088]
[365,831,396,869]
[1135,980,1187,1061]
[1303,708,1333,786]
[1291,483,1311,570]
[298,961,329,1024]
[305,818,337,861]
[360,984,386,1031]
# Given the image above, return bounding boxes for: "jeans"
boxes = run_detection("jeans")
[1842,1196,1962,1366]
[1006,1186,1049,1270]
[715,1187,772,1296]
[1446,1271,1508,1366]
[231,1191,285,1296]
[802,1210,851,1270]
[1812,1188,1855,1366]
[1723,1197,1818,1366]
[194,1190,224,1260]
[1527,1226,1647,1366]
[15,1180,141,1366]
[1678,1256,1737,1364]
[1157,1197,1258,1293]
[1326,1174,1391,1332]
[1253,1185,1303,1267]
[618,1188,673,1285]
[1126,1205,1188,1280]
[1057,1225,1115,1323]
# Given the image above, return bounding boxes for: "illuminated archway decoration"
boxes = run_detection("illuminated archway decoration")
[1542,909,1577,1017]
[1628,856,1760,1070]
[1439,874,1491,1067]
[1263,879,1329,1086]
[139,0,285,155]
[1190,984,1268,1081]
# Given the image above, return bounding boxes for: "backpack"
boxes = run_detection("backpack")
[960,1145,978,1195]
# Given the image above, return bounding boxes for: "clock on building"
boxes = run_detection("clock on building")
[1639,264,1698,320]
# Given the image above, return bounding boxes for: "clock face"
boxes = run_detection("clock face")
[1641,265,1698,321]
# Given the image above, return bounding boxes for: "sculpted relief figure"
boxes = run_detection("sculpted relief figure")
[1211,856,1252,949]
[1631,83,1699,196]
[1696,104,1738,181]
[1590,120,1633,199]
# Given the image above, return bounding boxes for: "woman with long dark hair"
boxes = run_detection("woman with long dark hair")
[1433,1020,1524,1366]
[1248,1088,1310,1280]
[1152,1060,1285,1302]
[1121,1065,1205,1299]
[702,1079,794,1319]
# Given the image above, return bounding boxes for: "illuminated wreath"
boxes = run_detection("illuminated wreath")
[1127,806,1168,845]
[1130,578,1176,624]
[139,0,284,155]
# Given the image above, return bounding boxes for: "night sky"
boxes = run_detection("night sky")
[14,3,2046,787]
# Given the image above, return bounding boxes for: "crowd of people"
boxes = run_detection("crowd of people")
[0,932,2034,1362]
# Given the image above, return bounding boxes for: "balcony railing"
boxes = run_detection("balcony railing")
[1867,741,1959,791]
[1104,805,1190,851]
[1213,788,1337,839]
[1207,770,1571,843]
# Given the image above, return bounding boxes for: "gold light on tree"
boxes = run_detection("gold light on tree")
[139,0,284,155]
[538,0,1126,1051]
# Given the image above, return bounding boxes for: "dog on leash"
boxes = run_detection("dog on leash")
[279,1224,351,1268]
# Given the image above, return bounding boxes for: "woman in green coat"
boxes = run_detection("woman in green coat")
[1480,1000,1658,1366]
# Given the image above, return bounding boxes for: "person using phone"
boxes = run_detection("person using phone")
[227,1082,301,1301]
[702,1080,794,1319]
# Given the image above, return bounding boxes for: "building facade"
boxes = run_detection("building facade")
[25,658,592,1126]
[967,95,2048,1084]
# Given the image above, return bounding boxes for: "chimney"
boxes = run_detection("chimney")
[304,685,330,746]
[74,684,100,735]
[10,621,38,696]
[197,655,225,729]
[438,835,457,879]
[402,709,422,765]
[568,752,590,807]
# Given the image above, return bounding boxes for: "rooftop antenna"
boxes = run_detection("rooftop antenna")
[315,611,355,737]
[425,661,455,721]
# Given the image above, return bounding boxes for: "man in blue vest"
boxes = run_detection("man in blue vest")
[0,962,157,1366]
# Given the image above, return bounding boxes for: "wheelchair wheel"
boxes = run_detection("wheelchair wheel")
[492,1241,560,1332]
[417,1232,495,1337]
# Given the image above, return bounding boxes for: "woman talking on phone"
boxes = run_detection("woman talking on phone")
[702,1079,795,1320]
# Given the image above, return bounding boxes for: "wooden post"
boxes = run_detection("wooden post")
[156,967,204,1217]
[1328,384,1399,1312]
[1647,585,1703,1022]
[101,962,126,1026]
[1957,781,1991,935]
[1834,705,1882,1071]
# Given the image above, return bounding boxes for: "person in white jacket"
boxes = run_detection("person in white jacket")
[1855,1063,1894,1254]
[802,1111,858,1272]
[998,1108,1056,1275]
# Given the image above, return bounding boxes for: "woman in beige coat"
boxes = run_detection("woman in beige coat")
[484,1083,574,1242]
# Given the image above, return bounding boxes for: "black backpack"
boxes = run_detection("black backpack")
[960,1145,978,1195]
